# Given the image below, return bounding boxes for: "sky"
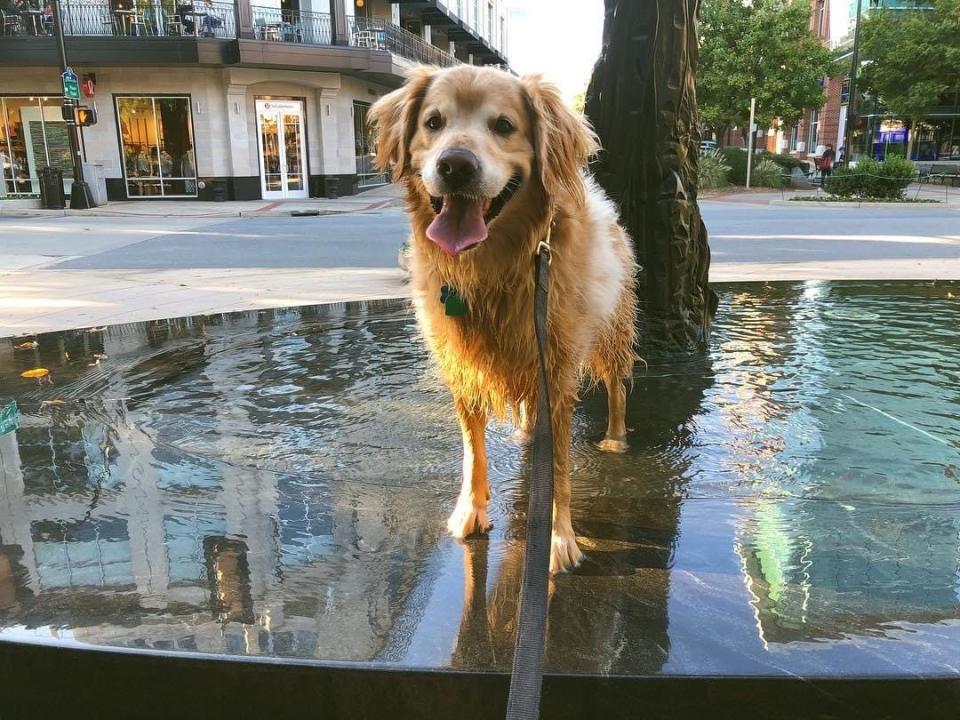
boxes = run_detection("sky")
[505,0,605,101]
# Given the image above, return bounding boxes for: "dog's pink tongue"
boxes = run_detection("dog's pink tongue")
[426,196,488,257]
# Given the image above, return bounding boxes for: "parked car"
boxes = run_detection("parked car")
[700,140,718,153]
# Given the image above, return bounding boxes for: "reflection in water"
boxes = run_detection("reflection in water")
[0,282,959,677]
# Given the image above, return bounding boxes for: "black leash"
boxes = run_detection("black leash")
[505,229,555,720]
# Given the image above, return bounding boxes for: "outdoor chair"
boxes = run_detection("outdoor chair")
[353,29,375,47]
[254,16,280,40]
[1,9,23,34]
[168,14,183,34]
[281,21,301,42]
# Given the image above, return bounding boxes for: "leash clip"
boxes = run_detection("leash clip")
[536,225,553,264]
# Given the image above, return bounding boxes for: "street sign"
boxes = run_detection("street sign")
[0,400,19,438]
[81,75,96,98]
[61,68,80,101]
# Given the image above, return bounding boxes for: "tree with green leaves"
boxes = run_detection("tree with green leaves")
[698,0,833,145]
[859,0,960,159]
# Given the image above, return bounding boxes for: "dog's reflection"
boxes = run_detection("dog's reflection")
[451,515,674,675]
[451,358,714,674]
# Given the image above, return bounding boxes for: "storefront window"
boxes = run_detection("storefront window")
[116,96,197,198]
[1,96,73,198]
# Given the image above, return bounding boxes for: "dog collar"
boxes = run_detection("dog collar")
[440,285,467,317]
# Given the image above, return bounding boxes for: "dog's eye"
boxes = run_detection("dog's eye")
[493,117,516,136]
[425,114,443,132]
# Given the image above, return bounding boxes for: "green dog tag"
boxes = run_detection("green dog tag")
[441,285,467,317]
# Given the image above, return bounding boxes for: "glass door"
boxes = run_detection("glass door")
[256,99,307,200]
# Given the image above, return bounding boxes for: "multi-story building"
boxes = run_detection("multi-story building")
[0,0,510,203]
[794,0,960,164]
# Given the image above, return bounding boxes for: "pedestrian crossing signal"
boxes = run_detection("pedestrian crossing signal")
[76,106,97,127]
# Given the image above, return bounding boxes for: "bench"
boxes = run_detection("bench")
[921,163,960,187]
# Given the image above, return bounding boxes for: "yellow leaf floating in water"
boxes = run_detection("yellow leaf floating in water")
[14,341,38,350]
[20,368,49,379]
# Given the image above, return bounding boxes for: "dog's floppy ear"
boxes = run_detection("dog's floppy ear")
[368,66,437,181]
[521,74,599,206]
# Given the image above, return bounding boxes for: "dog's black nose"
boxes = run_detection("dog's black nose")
[436,148,480,191]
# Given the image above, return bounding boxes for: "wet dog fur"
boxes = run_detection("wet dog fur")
[369,65,637,573]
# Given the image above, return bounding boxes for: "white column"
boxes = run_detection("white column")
[318,88,342,176]
[423,24,431,43]
[114,403,170,608]
[226,83,254,178]
[391,3,399,24]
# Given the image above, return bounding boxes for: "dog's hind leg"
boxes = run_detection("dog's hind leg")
[597,373,628,454]
[447,397,492,539]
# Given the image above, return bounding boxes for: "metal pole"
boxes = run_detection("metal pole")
[51,0,93,209]
[745,97,756,189]
[844,0,864,163]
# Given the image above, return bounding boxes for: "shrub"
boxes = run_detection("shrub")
[765,153,807,172]
[698,150,731,190]
[823,165,860,197]
[823,157,916,200]
[868,155,915,199]
[750,158,787,188]
[719,148,790,186]
[720,147,749,185]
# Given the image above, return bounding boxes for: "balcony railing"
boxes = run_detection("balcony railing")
[2,1,460,67]
[4,0,238,38]
[350,16,458,67]
[249,5,330,45]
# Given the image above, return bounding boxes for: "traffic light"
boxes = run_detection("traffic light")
[76,106,97,127]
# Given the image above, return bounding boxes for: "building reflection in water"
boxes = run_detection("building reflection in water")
[0,282,958,675]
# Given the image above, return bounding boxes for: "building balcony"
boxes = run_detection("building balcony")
[13,0,239,39]
[391,0,508,65]
[0,0,459,73]
[350,15,456,67]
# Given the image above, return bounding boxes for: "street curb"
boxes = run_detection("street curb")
[0,201,402,219]
[769,199,957,209]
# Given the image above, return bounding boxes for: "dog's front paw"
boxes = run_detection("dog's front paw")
[597,436,628,454]
[550,523,584,574]
[447,495,491,539]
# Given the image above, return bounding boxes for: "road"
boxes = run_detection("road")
[1,199,958,334]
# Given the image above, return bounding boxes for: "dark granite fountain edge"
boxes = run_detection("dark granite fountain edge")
[1,637,958,720]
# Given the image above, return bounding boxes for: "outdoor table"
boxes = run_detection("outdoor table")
[182,10,205,36]
[21,8,44,35]
[112,8,138,35]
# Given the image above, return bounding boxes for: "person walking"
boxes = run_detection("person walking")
[820,144,836,183]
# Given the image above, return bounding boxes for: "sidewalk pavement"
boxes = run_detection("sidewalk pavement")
[3,188,960,337]
[0,267,408,336]
[0,184,404,218]
[703,183,960,207]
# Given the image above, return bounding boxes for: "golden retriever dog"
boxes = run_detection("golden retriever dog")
[369,65,636,573]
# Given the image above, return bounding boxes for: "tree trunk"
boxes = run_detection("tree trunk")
[906,117,919,160]
[585,0,717,361]
[717,126,729,149]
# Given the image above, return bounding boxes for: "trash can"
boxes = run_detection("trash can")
[81,162,108,206]
[212,180,227,202]
[324,177,339,199]
[40,167,66,210]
